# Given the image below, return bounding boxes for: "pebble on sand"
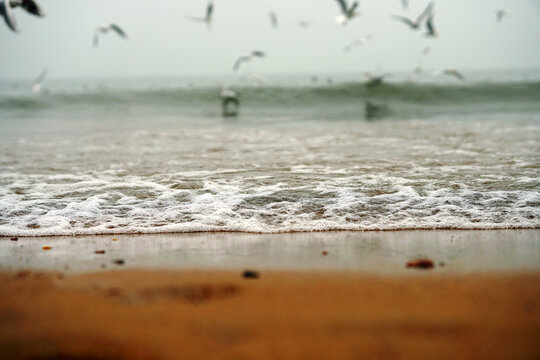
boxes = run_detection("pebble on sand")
[322,251,329,256]
[10,237,18,241]
[42,246,52,251]
[406,259,435,269]
[242,270,260,279]
[94,250,106,254]
[113,259,125,266]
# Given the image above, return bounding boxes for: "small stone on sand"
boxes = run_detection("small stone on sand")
[42,246,52,251]
[112,238,118,241]
[94,250,106,254]
[10,237,18,241]
[406,259,434,269]
[113,259,125,266]
[322,251,328,256]
[242,270,260,279]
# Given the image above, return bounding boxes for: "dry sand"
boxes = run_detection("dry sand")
[1,270,539,360]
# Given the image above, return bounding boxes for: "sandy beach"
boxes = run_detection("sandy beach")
[1,269,539,360]
[1,230,539,359]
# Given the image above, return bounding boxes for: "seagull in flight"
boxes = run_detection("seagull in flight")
[186,2,214,29]
[495,8,510,23]
[232,51,266,72]
[31,68,47,93]
[334,0,360,25]
[343,35,372,52]
[268,11,278,29]
[364,72,390,87]
[392,2,433,30]
[443,68,465,81]
[0,0,44,32]
[93,24,127,47]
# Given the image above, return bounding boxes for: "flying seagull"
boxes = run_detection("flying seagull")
[186,1,213,29]
[268,11,278,29]
[443,68,465,81]
[495,8,510,23]
[424,13,437,37]
[93,24,127,47]
[0,0,44,32]
[343,35,372,52]
[364,72,390,87]
[232,51,266,72]
[392,1,433,30]
[334,0,360,25]
[31,68,47,93]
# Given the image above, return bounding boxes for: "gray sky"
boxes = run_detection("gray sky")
[1,0,539,79]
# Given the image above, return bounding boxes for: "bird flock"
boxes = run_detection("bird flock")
[0,0,534,86]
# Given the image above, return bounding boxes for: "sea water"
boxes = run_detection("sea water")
[0,70,539,236]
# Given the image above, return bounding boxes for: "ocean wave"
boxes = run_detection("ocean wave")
[1,81,539,118]
[1,175,538,237]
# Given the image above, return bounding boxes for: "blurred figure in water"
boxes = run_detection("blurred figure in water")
[365,101,391,120]
[220,86,239,117]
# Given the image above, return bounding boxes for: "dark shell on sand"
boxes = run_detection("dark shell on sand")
[406,259,435,269]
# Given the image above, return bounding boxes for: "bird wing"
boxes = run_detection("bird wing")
[20,0,44,17]
[205,2,213,21]
[32,68,47,86]
[425,15,435,35]
[269,11,278,28]
[233,56,250,72]
[251,50,265,58]
[401,0,408,10]
[109,24,127,38]
[1,1,19,32]
[349,1,359,14]
[416,2,434,24]
[452,71,465,81]
[392,15,415,28]
[335,0,348,14]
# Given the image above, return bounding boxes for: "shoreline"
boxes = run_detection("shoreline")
[1,229,539,274]
[3,225,539,238]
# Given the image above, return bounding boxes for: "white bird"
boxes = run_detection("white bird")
[268,11,278,29]
[93,24,127,47]
[392,2,433,30]
[343,35,372,52]
[232,50,266,72]
[334,0,360,25]
[31,68,47,93]
[186,2,214,29]
[495,8,510,23]
[442,68,465,81]
[0,0,44,33]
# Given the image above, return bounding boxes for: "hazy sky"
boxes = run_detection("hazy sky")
[1,0,539,79]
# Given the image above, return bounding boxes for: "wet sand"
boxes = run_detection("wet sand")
[0,230,539,359]
[1,230,539,273]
